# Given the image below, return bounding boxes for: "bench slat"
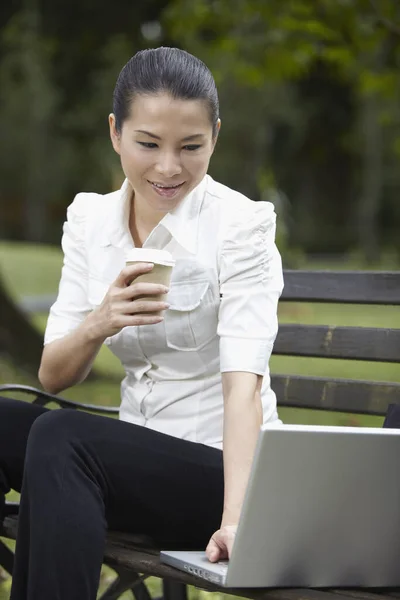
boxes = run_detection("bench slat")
[330,591,396,600]
[3,513,400,600]
[2,515,374,600]
[281,271,400,305]
[274,325,400,362]
[104,541,388,600]
[272,374,400,416]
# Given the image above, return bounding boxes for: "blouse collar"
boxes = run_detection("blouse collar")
[99,175,208,255]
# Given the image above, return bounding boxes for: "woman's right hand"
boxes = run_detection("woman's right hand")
[88,262,170,340]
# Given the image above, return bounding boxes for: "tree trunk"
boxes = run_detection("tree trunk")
[0,275,109,382]
[0,276,44,377]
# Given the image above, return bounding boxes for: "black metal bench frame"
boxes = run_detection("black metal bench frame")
[1,269,400,600]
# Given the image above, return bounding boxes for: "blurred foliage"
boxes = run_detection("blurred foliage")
[164,0,400,260]
[0,0,169,241]
[164,0,400,88]
[0,0,400,260]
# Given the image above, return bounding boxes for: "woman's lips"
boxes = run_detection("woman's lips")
[148,180,185,198]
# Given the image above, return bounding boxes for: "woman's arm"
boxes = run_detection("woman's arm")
[38,313,106,394]
[39,264,169,394]
[205,371,262,562]
[206,200,284,562]
[221,371,262,526]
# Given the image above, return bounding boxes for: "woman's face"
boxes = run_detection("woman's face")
[109,93,219,214]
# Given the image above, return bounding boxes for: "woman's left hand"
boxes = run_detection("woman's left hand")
[205,525,238,562]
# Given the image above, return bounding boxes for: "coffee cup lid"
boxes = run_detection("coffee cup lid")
[125,248,175,267]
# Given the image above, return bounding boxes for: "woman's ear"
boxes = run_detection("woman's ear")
[109,113,121,155]
[212,119,221,152]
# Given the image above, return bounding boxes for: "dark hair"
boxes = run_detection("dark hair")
[112,47,219,137]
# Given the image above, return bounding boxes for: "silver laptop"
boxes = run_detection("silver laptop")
[160,423,400,588]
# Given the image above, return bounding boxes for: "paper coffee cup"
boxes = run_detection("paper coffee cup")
[125,248,175,301]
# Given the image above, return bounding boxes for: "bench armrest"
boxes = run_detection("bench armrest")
[0,384,119,415]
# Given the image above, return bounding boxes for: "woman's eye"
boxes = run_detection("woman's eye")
[183,144,201,151]
[137,142,158,149]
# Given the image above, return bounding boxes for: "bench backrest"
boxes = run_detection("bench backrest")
[271,270,400,417]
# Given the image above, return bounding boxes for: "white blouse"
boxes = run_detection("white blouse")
[44,175,284,449]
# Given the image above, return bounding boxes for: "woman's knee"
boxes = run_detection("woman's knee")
[25,409,85,468]
[24,409,109,500]
[0,397,23,436]
[0,396,47,461]
[0,396,46,430]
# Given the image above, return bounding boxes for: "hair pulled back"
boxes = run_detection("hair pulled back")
[113,47,219,137]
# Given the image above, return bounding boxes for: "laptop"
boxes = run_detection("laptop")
[160,423,400,588]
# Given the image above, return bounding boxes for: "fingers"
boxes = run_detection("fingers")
[118,299,169,316]
[205,538,221,563]
[106,300,169,331]
[98,271,170,337]
[111,313,165,328]
[206,534,228,562]
[121,281,170,301]
[114,263,154,288]
[206,527,237,563]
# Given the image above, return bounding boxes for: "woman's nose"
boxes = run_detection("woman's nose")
[155,153,182,177]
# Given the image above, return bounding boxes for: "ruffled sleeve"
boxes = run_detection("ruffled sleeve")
[44,193,92,345]
[217,201,284,374]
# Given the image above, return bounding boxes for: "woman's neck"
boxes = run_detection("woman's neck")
[129,192,167,247]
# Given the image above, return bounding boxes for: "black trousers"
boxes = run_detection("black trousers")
[0,397,224,600]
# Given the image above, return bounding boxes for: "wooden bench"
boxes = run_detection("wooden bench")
[1,269,400,600]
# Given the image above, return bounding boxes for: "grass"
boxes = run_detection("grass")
[0,241,399,599]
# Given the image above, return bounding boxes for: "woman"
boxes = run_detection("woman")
[0,47,284,599]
